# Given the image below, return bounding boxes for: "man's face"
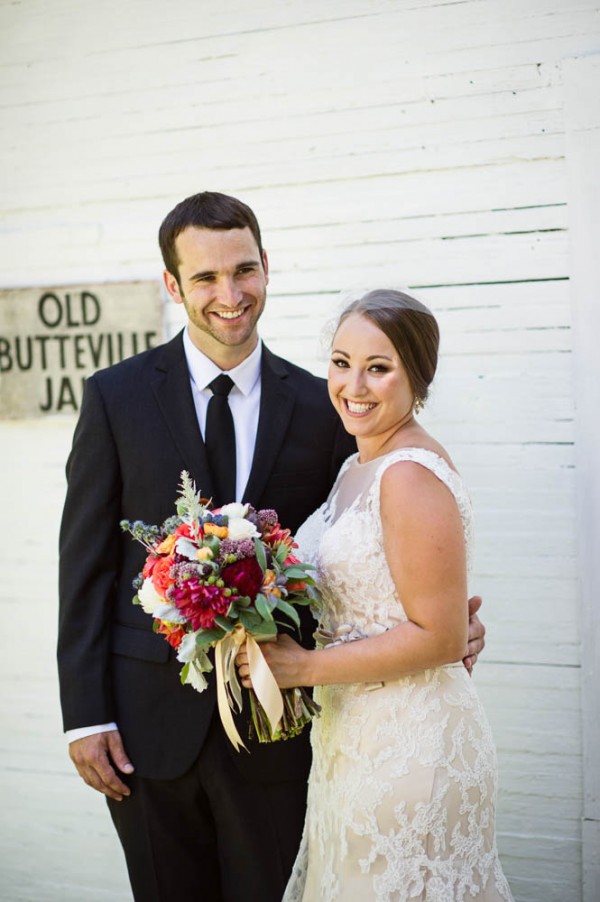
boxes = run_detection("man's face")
[163,226,269,366]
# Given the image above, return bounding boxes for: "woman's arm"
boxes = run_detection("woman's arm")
[239,460,469,689]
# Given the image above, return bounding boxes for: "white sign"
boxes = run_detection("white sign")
[0,282,163,418]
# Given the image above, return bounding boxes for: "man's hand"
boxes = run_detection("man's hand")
[69,730,134,801]
[464,595,486,675]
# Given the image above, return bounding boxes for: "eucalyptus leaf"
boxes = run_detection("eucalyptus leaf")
[251,621,278,640]
[254,538,267,572]
[255,593,274,621]
[274,544,288,565]
[196,650,214,672]
[284,567,311,580]
[238,609,262,630]
[275,598,301,628]
[203,534,221,555]
[196,628,225,649]
[214,615,234,633]
[289,592,313,606]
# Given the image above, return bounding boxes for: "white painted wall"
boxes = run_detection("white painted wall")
[564,54,600,902]
[1,1,599,899]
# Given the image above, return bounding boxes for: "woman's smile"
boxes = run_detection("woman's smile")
[343,399,378,416]
[328,313,418,458]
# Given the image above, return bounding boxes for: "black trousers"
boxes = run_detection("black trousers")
[107,715,308,902]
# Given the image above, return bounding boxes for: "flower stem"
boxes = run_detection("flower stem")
[247,687,320,743]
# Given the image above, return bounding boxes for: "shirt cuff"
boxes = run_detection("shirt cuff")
[65,723,119,743]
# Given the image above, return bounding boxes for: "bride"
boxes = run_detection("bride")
[238,289,514,901]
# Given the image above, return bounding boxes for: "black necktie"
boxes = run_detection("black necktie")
[205,374,236,507]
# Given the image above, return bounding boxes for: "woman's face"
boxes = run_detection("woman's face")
[328,313,415,441]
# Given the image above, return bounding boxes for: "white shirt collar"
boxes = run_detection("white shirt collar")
[182,327,262,397]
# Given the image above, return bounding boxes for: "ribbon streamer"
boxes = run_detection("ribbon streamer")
[214,624,284,752]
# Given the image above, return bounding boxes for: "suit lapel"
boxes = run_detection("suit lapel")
[243,345,296,504]
[150,331,216,500]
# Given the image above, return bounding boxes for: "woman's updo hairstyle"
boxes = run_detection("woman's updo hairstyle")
[335,289,439,408]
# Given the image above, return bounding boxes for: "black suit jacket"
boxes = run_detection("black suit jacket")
[58,332,355,782]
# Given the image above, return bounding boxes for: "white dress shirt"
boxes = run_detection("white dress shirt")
[183,327,262,502]
[66,329,263,743]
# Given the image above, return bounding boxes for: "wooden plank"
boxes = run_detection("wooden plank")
[564,53,600,902]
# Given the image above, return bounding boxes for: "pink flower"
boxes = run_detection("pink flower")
[262,522,296,551]
[172,579,229,630]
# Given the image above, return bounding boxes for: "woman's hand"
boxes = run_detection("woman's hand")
[236,634,312,689]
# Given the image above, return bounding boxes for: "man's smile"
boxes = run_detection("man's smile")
[210,307,248,321]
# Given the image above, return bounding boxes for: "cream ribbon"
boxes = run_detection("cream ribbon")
[214,624,284,752]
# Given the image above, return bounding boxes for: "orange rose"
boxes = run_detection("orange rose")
[156,621,186,649]
[204,522,228,539]
[151,554,175,594]
[156,534,177,555]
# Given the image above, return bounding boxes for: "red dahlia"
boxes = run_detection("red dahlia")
[221,558,264,600]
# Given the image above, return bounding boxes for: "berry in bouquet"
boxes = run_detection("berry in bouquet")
[121,472,320,751]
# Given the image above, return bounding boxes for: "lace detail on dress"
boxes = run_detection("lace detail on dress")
[285,449,513,902]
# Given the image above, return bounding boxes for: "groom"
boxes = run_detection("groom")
[58,191,486,902]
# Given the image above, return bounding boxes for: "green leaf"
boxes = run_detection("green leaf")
[284,567,311,580]
[196,650,214,672]
[251,621,278,640]
[180,662,190,684]
[203,534,221,555]
[275,598,301,628]
[274,544,288,565]
[213,615,234,633]
[287,592,313,606]
[255,593,274,621]
[195,627,224,649]
[238,608,262,631]
[254,538,267,573]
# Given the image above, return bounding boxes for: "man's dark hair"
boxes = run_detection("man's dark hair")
[158,191,264,283]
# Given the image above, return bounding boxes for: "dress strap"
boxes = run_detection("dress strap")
[367,448,473,568]
[370,448,462,501]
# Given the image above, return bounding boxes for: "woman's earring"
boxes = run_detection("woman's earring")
[414,397,424,414]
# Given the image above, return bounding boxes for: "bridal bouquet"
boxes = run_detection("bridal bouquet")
[121,472,320,750]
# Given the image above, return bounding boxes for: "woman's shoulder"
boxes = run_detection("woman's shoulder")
[375,443,473,564]
[377,443,467,513]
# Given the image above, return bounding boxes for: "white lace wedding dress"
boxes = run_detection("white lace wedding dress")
[283,448,513,902]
